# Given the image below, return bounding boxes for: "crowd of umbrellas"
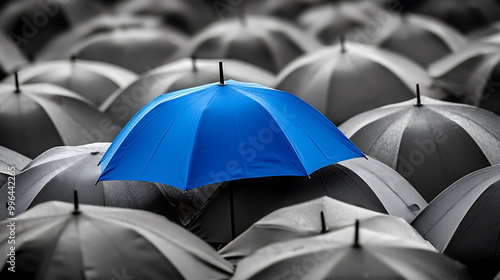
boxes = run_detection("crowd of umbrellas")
[1,0,500,279]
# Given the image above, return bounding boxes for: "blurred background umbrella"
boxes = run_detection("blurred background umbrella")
[188,157,426,246]
[2,57,137,107]
[232,221,469,280]
[429,43,500,114]
[412,164,500,279]
[101,57,275,126]
[37,26,188,74]
[0,31,27,80]
[276,42,446,125]
[99,79,364,190]
[0,0,108,60]
[220,196,431,263]
[468,21,500,44]
[0,200,234,279]
[339,92,500,202]
[184,15,320,73]
[0,143,180,223]
[373,14,466,67]
[0,81,121,158]
[0,145,30,187]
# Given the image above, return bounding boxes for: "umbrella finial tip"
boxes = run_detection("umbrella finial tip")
[340,35,346,53]
[14,72,20,93]
[415,84,422,107]
[70,54,76,62]
[353,219,361,248]
[218,61,226,86]
[191,55,197,72]
[73,190,81,214]
[320,211,328,233]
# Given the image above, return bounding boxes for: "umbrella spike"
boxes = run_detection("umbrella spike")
[415,84,422,107]
[218,61,226,86]
[70,54,76,63]
[73,190,81,214]
[320,211,328,233]
[340,35,346,53]
[191,55,197,72]
[14,72,20,93]
[353,219,361,248]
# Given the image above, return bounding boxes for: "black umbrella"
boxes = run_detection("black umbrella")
[373,14,466,67]
[2,58,137,108]
[339,89,500,202]
[0,80,121,158]
[184,15,320,73]
[183,157,426,246]
[101,58,275,126]
[0,0,107,59]
[0,145,30,187]
[220,196,433,263]
[276,42,446,125]
[412,164,500,279]
[0,200,234,279]
[429,43,500,114]
[0,143,180,223]
[232,220,470,280]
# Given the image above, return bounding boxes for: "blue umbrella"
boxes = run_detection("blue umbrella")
[99,62,364,190]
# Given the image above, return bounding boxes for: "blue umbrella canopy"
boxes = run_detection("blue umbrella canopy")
[99,78,364,190]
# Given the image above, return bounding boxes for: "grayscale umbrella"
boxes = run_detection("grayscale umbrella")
[373,14,466,67]
[184,15,320,73]
[0,0,107,59]
[2,58,137,108]
[429,42,500,114]
[0,201,234,280]
[0,145,30,187]
[0,80,121,158]
[0,31,27,80]
[101,58,275,126]
[412,164,500,280]
[220,196,432,263]
[232,222,470,280]
[468,21,500,44]
[0,143,180,223]
[339,91,500,202]
[276,42,446,125]
[37,27,188,74]
[185,157,426,246]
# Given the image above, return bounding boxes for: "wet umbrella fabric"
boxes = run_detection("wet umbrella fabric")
[187,157,426,245]
[0,143,180,223]
[184,16,320,73]
[0,201,234,280]
[99,80,364,190]
[219,196,431,263]
[101,58,276,126]
[412,164,500,279]
[2,59,137,107]
[276,42,446,125]
[339,95,500,202]
[0,145,30,187]
[0,83,121,158]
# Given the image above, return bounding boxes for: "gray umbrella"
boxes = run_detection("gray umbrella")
[412,164,500,280]
[0,81,121,158]
[339,92,500,202]
[276,42,446,125]
[0,145,30,187]
[0,31,27,80]
[0,201,234,280]
[183,15,320,73]
[429,42,500,114]
[101,58,275,126]
[0,143,180,223]
[2,58,137,108]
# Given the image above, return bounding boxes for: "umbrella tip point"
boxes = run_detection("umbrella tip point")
[14,72,20,93]
[353,219,361,248]
[72,190,81,214]
[218,61,226,86]
[340,35,346,53]
[70,54,76,62]
[320,211,328,233]
[415,84,422,107]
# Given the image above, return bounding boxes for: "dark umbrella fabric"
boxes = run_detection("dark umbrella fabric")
[232,230,470,280]
[186,157,426,246]
[373,14,466,67]
[429,43,500,114]
[101,58,275,126]
[184,16,320,73]
[0,145,30,187]
[2,59,137,107]
[0,0,107,60]
[0,83,121,158]
[0,201,234,280]
[220,196,432,263]
[0,143,180,223]
[276,42,446,125]
[37,27,188,74]
[412,164,500,279]
[339,96,500,202]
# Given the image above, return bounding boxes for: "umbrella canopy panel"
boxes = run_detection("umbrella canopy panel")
[0,145,30,187]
